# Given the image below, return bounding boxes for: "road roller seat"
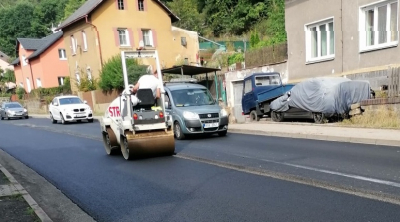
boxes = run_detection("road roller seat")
[134,88,156,110]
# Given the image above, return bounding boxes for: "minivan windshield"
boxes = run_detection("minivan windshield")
[171,88,215,107]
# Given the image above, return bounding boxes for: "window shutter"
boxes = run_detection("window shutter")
[135,0,138,10]
[128,28,134,47]
[123,0,128,9]
[115,0,118,9]
[144,0,147,11]
[152,29,158,47]
[138,29,143,45]
[113,28,119,46]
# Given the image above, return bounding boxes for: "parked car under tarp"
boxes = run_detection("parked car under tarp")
[269,77,371,123]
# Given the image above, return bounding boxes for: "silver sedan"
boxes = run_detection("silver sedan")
[0,102,29,120]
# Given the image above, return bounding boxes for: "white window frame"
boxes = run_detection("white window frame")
[58,49,67,60]
[36,78,42,88]
[118,29,130,46]
[75,72,81,84]
[22,55,27,66]
[138,0,144,11]
[26,77,31,92]
[117,0,124,10]
[304,17,335,63]
[82,31,88,51]
[142,29,153,47]
[359,0,399,52]
[87,67,92,80]
[58,77,65,86]
[71,35,77,55]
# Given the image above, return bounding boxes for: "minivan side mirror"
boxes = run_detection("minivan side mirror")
[165,101,170,109]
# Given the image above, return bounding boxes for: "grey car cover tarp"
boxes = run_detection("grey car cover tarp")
[270,77,370,115]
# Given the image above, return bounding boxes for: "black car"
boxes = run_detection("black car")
[0,102,29,120]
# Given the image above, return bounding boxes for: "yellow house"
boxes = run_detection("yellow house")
[56,0,199,93]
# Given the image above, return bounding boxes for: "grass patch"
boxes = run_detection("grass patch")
[9,193,24,201]
[340,106,400,129]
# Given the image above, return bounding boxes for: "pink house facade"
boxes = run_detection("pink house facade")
[11,31,69,93]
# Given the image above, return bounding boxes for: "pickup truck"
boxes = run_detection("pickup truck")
[241,72,294,121]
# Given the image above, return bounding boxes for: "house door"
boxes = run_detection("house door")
[232,81,245,123]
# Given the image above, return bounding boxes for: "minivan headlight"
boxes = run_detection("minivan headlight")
[220,109,228,117]
[183,111,199,120]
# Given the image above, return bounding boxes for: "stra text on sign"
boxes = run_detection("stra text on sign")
[108,106,121,117]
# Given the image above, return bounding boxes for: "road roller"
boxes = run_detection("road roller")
[99,50,175,160]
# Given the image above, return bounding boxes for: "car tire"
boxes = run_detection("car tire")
[50,113,57,124]
[249,110,260,122]
[271,111,284,122]
[24,116,29,119]
[174,121,185,140]
[60,113,67,125]
[0,115,3,120]
[313,113,325,124]
[88,119,93,123]
[218,130,227,137]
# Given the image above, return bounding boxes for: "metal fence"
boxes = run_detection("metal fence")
[244,42,288,68]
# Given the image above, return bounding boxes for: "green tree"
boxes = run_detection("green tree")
[31,0,68,36]
[98,54,149,91]
[64,0,87,20]
[166,0,204,33]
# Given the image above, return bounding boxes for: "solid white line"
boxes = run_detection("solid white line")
[262,159,400,188]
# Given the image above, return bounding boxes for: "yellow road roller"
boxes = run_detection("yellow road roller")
[99,50,175,160]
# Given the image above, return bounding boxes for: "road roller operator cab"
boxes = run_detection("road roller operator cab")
[99,50,175,160]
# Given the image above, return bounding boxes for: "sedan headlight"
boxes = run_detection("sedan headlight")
[7,110,14,114]
[183,111,199,120]
[23,109,27,113]
[220,109,228,117]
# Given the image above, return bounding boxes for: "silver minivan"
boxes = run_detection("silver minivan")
[164,80,229,140]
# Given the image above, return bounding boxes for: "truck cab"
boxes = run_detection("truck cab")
[241,72,294,121]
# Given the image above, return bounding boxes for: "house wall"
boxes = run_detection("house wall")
[285,0,400,87]
[39,37,69,88]
[29,59,44,89]
[0,59,13,71]
[62,0,198,93]
[62,20,101,93]
[15,44,35,92]
[285,0,343,82]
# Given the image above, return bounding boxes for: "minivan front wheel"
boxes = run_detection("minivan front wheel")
[174,122,185,140]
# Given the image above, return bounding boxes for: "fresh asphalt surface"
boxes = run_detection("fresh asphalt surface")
[0,117,400,222]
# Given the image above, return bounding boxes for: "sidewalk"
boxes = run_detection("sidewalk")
[29,114,400,147]
[0,163,52,222]
[228,121,400,147]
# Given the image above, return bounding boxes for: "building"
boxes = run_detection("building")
[10,31,70,93]
[0,51,13,72]
[285,0,398,88]
[56,0,200,93]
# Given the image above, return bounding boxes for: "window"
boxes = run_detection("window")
[82,31,88,51]
[87,67,92,80]
[255,74,281,86]
[117,0,124,10]
[58,77,66,86]
[244,79,252,94]
[26,78,31,93]
[58,49,66,60]
[75,72,80,84]
[22,55,27,66]
[360,0,398,51]
[142,30,153,46]
[118,29,130,46]
[36,78,42,88]
[305,18,335,62]
[181,37,187,46]
[138,0,144,11]
[71,35,77,54]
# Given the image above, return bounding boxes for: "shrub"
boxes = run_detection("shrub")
[16,87,25,100]
[228,53,244,65]
[98,54,149,91]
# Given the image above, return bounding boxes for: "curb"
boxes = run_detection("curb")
[0,164,53,222]
[228,129,400,147]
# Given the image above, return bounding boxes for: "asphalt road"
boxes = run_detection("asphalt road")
[0,117,400,222]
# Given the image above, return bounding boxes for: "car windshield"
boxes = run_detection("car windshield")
[255,74,281,86]
[171,88,215,107]
[59,97,83,105]
[5,103,22,108]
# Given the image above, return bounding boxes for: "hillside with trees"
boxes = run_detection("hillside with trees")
[0,0,285,59]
